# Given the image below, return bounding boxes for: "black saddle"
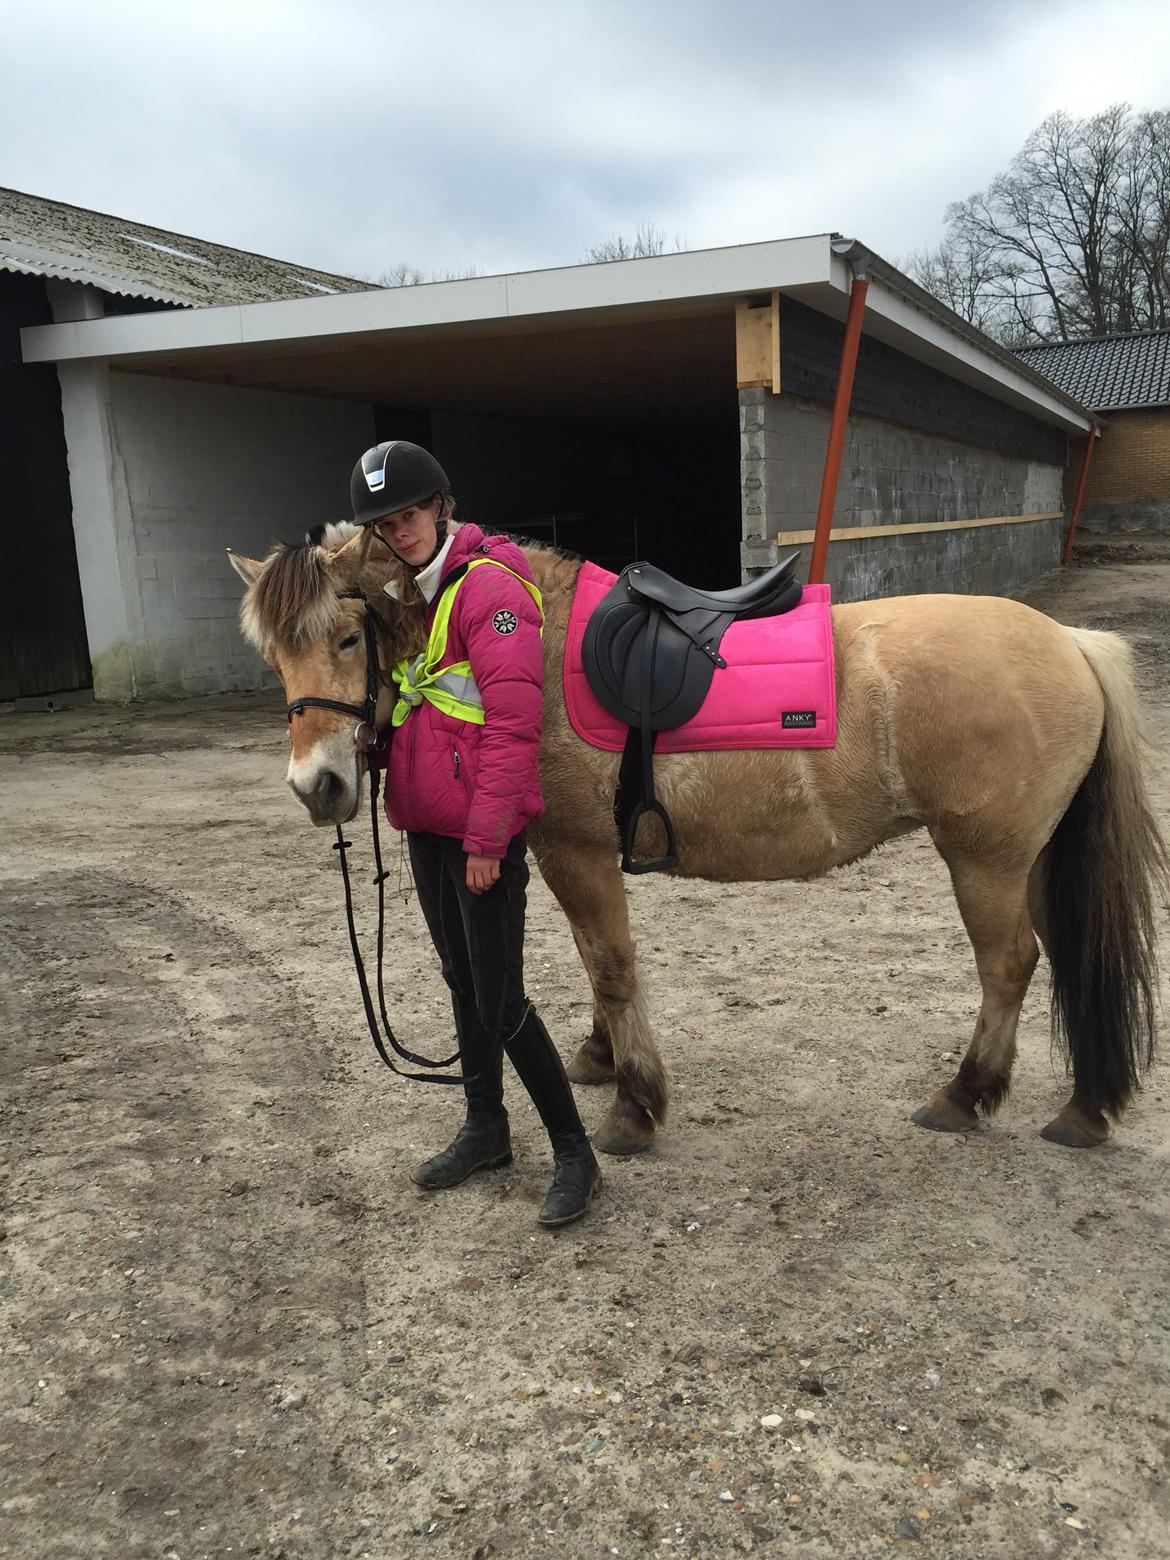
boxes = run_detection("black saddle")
[582,551,802,872]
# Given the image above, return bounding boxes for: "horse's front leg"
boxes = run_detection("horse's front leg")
[564,918,619,1085]
[531,835,667,1155]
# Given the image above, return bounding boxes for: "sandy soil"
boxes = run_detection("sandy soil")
[2,553,1168,1560]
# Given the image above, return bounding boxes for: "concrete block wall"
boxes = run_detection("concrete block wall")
[111,374,372,697]
[741,389,1065,601]
[823,514,1065,601]
[60,367,373,699]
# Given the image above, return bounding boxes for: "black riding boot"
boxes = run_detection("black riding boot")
[411,1003,511,1190]
[505,1007,601,1227]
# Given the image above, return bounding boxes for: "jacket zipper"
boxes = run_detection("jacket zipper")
[453,748,462,781]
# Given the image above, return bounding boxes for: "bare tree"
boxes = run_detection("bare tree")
[377,261,426,288]
[375,262,481,287]
[585,221,685,263]
[905,227,1003,336]
[909,104,1170,343]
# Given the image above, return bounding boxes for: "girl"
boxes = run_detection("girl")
[352,440,601,1228]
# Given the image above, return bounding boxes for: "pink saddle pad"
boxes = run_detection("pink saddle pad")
[564,562,837,753]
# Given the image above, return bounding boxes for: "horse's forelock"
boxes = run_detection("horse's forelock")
[241,541,344,655]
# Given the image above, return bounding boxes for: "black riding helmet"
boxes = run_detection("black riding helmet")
[350,441,451,528]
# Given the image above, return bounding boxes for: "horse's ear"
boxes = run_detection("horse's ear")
[227,549,263,586]
[330,526,374,577]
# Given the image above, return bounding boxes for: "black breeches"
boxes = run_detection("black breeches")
[407,828,530,1042]
[407,829,584,1141]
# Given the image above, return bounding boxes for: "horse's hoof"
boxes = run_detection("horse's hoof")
[911,1093,979,1134]
[566,1036,617,1086]
[593,1125,653,1156]
[566,1056,617,1086]
[1040,1105,1109,1148]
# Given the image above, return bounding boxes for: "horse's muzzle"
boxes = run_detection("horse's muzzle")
[289,765,360,826]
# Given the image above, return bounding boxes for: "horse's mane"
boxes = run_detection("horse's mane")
[240,539,340,655]
[496,535,584,604]
[239,522,425,661]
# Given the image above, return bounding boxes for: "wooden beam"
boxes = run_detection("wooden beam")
[735,292,780,392]
[776,512,1062,544]
[771,289,781,393]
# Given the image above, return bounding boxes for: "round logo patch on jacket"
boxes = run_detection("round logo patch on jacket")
[492,609,518,635]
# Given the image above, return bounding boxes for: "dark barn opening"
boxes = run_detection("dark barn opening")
[190,303,745,587]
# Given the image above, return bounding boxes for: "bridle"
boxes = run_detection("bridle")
[286,586,470,1087]
[285,587,381,748]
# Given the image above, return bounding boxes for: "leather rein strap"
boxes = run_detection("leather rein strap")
[287,588,472,1087]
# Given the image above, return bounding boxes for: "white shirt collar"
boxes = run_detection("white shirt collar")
[382,532,456,604]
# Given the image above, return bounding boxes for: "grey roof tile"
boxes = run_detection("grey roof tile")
[1015,328,1170,411]
[0,186,375,308]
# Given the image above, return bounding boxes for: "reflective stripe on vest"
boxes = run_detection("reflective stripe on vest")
[391,557,544,729]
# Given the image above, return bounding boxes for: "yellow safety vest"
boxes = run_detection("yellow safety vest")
[391,557,544,728]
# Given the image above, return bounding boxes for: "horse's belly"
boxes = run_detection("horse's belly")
[651,747,900,882]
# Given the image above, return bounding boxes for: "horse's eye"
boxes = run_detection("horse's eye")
[338,633,360,651]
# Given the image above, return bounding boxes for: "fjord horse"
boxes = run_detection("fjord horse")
[229,526,1167,1157]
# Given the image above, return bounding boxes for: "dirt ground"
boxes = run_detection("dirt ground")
[2,549,1168,1560]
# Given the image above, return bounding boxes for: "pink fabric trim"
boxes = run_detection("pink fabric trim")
[564,562,837,752]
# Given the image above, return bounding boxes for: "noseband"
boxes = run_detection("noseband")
[285,587,380,749]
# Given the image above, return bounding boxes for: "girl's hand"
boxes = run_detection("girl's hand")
[466,853,501,894]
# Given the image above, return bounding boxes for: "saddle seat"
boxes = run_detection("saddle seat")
[582,550,803,873]
[621,554,800,619]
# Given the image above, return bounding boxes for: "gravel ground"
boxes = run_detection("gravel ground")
[2,552,1167,1560]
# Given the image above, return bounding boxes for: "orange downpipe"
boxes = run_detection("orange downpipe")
[1061,428,1098,567]
[808,275,870,585]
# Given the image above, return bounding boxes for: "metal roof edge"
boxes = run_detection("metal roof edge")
[19,234,837,362]
[18,229,1096,432]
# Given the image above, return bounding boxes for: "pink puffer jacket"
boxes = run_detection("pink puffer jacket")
[382,524,545,857]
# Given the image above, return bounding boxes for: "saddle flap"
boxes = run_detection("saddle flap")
[583,585,724,730]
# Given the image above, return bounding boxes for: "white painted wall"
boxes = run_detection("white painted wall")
[56,362,143,700]
[61,369,373,699]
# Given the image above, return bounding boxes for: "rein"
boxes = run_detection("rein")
[287,588,470,1087]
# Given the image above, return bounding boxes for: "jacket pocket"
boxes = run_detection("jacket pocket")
[458,745,477,804]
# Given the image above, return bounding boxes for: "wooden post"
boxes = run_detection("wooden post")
[735,292,780,392]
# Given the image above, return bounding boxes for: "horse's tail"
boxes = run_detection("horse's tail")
[1044,628,1169,1118]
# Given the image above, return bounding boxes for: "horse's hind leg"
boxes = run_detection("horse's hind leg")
[912,853,1039,1134]
[531,838,667,1155]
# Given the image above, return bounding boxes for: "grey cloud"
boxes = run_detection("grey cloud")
[1,0,1165,284]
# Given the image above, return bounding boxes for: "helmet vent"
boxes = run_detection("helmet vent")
[362,440,400,493]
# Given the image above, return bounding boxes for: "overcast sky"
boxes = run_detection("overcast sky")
[4,0,1170,283]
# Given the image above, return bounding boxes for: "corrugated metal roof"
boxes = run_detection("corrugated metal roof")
[1015,328,1170,412]
[0,186,375,309]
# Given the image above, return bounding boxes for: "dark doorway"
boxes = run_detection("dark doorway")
[0,274,91,700]
[427,403,741,586]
